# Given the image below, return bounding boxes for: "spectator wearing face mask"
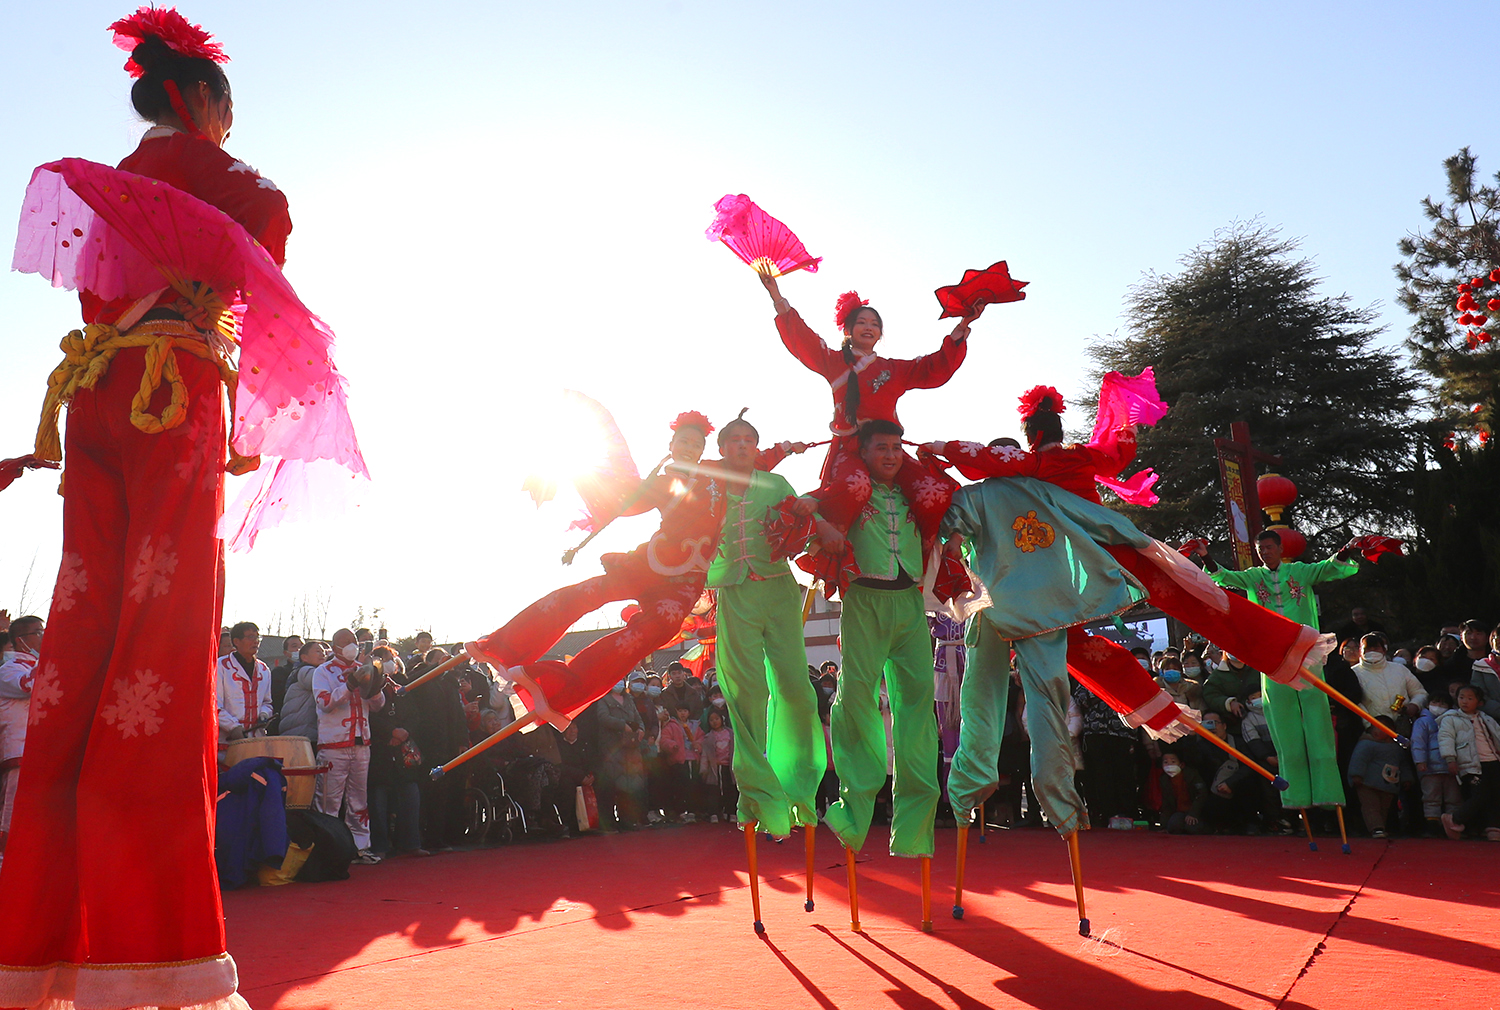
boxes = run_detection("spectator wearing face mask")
[367,648,427,857]
[1471,625,1500,721]
[703,685,730,730]
[312,628,387,863]
[1155,658,1203,715]
[1156,754,1208,834]
[1194,711,1270,833]
[0,616,43,855]
[1412,646,1448,699]
[1347,717,1411,838]
[1435,632,1470,688]
[268,635,303,734]
[1412,693,1462,836]
[1441,685,1500,841]
[1129,647,1150,672]
[1353,633,1427,722]
[658,704,704,822]
[278,641,326,746]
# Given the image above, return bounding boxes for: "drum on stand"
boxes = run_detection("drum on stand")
[224,734,325,809]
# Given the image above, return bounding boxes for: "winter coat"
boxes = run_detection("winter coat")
[1438,707,1500,776]
[278,664,320,745]
[1201,663,1260,722]
[1472,656,1500,720]
[1410,710,1445,770]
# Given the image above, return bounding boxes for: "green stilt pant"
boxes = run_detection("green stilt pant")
[948,624,1085,836]
[1261,667,1342,808]
[822,583,938,857]
[714,574,827,836]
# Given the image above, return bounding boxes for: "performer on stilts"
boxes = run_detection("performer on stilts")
[753,267,978,596]
[1191,532,1361,845]
[807,421,942,931]
[0,9,367,1007]
[455,412,726,740]
[706,411,826,930]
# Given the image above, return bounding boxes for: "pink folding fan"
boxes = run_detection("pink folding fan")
[705,193,821,277]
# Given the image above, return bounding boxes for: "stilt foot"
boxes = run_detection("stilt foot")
[921,920,933,933]
[753,920,765,935]
[804,900,815,912]
[952,905,965,920]
[1341,843,1351,854]
[1079,917,1091,937]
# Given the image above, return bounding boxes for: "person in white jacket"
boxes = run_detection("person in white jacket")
[0,617,42,856]
[313,628,386,862]
[215,621,272,746]
[1440,684,1500,841]
[1352,632,1426,720]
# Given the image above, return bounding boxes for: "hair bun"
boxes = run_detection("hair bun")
[128,34,175,75]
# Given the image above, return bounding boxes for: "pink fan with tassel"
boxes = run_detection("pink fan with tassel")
[705,194,821,277]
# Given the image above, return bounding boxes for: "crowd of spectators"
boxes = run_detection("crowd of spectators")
[1054,614,1500,842]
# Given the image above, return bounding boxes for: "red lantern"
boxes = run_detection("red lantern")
[1257,472,1298,522]
[1268,524,1307,561]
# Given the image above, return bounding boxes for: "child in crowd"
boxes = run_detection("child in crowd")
[1441,685,1500,841]
[1347,717,1411,838]
[658,704,704,822]
[1412,693,1463,835]
[699,708,736,822]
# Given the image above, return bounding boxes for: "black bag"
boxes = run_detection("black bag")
[285,808,358,882]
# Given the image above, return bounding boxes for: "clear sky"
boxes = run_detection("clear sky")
[3,2,1493,641]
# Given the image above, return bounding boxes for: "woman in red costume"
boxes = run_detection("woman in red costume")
[0,10,292,1009]
[462,412,728,728]
[755,267,979,591]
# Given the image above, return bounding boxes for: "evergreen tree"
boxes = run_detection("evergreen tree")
[1088,222,1417,555]
[1395,146,1500,438]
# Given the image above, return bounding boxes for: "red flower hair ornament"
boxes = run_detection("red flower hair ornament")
[834,291,869,330]
[109,6,229,78]
[1018,385,1065,420]
[671,411,715,436]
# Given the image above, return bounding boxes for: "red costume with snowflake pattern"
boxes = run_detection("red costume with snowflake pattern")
[471,462,729,722]
[0,129,289,1008]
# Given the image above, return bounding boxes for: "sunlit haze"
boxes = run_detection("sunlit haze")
[3,2,1492,641]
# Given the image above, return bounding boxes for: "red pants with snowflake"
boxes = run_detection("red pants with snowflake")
[473,552,705,720]
[0,348,238,1009]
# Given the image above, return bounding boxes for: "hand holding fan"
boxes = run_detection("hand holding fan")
[705,194,822,277]
[934,260,1028,320]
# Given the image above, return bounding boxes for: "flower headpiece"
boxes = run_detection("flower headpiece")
[671,411,715,436]
[834,291,869,330]
[1018,385,1065,420]
[109,6,229,78]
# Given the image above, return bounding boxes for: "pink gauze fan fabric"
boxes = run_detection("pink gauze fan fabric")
[562,390,641,533]
[1089,367,1169,507]
[12,158,369,550]
[704,193,821,277]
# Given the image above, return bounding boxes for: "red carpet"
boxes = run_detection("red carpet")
[226,826,1499,1009]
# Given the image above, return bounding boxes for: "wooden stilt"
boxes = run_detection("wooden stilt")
[953,814,970,920]
[1335,805,1351,854]
[1066,830,1089,937]
[979,806,987,844]
[746,823,764,934]
[430,712,539,779]
[1299,671,1406,744]
[804,825,817,912]
[845,845,861,932]
[920,855,933,932]
[1302,809,1318,851]
[396,652,468,695]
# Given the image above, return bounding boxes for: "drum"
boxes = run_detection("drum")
[224,734,323,809]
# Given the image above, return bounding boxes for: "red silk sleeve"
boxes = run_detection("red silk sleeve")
[775,309,844,382]
[891,334,968,392]
[940,441,1041,482]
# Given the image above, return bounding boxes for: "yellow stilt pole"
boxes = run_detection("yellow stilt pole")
[746,823,764,934]
[920,855,933,932]
[804,825,817,912]
[1302,808,1318,851]
[1066,830,1089,937]
[429,712,539,779]
[1335,805,1351,854]
[845,845,861,932]
[953,814,970,920]
[396,652,468,695]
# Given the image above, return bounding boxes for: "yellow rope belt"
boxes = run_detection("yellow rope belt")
[34,319,259,476]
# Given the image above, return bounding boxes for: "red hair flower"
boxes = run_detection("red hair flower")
[671,411,714,436]
[1018,385,1066,419]
[108,6,229,78]
[834,291,869,330]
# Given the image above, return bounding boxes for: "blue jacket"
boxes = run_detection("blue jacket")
[1410,710,1444,769]
[215,756,289,889]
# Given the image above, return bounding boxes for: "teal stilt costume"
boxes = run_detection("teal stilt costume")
[821,482,940,857]
[942,477,1151,834]
[707,468,826,837]
[1208,557,1357,808]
